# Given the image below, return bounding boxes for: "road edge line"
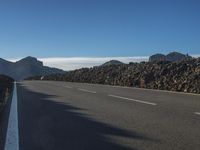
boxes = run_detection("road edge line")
[194,112,200,115]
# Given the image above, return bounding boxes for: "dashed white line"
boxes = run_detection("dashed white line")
[108,94,157,106]
[63,85,73,89]
[4,82,19,150]
[194,112,200,115]
[78,88,97,94]
[77,82,200,96]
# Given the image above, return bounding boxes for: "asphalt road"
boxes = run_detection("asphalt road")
[6,81,200,150]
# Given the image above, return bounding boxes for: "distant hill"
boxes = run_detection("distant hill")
[149,52,192,62]
[101,60,124,66]
[0,56,65,80]
[148,53,166,62]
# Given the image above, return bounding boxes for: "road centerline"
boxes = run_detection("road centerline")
[78,88,97,94]
[4,82,19,150]
[108,94,157,106]
[63,85,73,89]
[194,112,200,115]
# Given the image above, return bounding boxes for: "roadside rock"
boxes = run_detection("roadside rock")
[28,58,200,94]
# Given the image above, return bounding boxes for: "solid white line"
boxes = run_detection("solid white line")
[4,82,19,150]
[78,88,97,94]
[108,94,157,106]
[63,85,73,89]
[194,112,200,115]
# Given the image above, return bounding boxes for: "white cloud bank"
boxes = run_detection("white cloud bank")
[9,54,200,71]
[39,56,148,70]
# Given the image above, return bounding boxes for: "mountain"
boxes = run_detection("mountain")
[0,56,65,80]
[166,52,192,61]
[101,60,124,66]
[148,53,166,62]
[149,52,192,62]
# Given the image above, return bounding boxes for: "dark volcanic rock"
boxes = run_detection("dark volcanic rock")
[0,75,14,112]
[0,56,65,80]
[30,57,200,94]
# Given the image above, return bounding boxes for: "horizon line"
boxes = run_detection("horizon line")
[7,55,200,71]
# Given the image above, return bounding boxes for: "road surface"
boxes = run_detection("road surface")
[3,81,200,150]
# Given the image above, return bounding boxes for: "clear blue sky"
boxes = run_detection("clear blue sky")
[0,0,200,58]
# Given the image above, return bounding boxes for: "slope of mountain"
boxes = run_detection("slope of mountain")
[0,56,65,80]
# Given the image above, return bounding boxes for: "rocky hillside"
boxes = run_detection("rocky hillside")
[28,57,200,94]
[0,75,14,112]
[0,56,65,80]
[149,52,192,62]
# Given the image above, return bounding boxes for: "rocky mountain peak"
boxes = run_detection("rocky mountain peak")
[101,60,124,66]
[149,51,192,62]
[16,56,43,66]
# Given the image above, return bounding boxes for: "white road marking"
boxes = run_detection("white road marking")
[63,85,73,89]
[76,82,200,96]
[4,82,19,150]
[78,88,97,94]
[108,94,157,106]
[194,112,200,115]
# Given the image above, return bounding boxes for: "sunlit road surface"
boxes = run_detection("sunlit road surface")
[5,81,200,150]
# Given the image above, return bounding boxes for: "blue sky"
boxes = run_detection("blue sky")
[0,0,200,59]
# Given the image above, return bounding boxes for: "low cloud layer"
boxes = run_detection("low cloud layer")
[39,57,148,70]
[9,55,200,71]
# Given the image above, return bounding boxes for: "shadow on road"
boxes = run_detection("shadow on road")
[17,83,154,150]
